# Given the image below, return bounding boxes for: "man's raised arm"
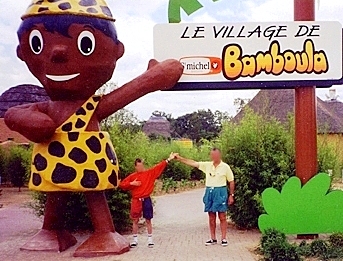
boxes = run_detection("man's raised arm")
[175,155,200,169]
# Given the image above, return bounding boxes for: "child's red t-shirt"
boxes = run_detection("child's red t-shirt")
[119,160,167,198]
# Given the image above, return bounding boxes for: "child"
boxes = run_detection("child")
[120,153,176,248]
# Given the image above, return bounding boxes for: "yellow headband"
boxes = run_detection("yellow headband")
[22,0,115,21]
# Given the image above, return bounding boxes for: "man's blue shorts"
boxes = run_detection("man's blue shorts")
[203,186,228,213]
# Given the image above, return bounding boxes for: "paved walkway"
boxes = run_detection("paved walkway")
[0,189,260,261]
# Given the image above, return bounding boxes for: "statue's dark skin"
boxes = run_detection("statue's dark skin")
[5,22,183,256]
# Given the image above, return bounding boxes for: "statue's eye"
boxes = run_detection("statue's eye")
[77,31,95,56]
[29,30,43,55]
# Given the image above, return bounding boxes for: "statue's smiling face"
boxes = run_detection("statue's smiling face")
[17,22,122,100]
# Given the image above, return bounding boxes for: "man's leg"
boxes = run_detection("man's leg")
[208,212,217,240]
[218,212,227,240]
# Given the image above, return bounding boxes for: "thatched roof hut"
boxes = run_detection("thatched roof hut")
[0,84,49,118]
[233,89,343,134]
[0,84,48,144]
[143,111,171,138]
[0,119,29,144]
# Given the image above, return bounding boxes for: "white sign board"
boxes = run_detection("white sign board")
[154,22,342,84]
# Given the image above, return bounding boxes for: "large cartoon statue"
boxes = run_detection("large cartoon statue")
[4,0,183,257]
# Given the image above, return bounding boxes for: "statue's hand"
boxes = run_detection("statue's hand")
[4,103,56,143]
[147,59,160,70]
[147,59,184,91]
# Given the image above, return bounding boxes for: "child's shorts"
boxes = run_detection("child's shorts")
[130,197,153,220]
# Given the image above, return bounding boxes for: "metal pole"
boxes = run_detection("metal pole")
[294,0,317,185]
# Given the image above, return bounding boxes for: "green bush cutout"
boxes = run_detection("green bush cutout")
[259,173,343,234]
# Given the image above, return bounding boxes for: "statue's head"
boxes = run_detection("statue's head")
[17,0,124,101]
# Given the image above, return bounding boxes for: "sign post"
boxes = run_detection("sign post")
[294,0,317,185]
[294,0,319,239]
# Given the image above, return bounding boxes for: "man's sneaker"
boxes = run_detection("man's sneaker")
[205,239,217,246]
[130,241,138,248]
[221,239,228,247]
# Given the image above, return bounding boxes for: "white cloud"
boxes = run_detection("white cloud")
[316,0,343,22]
[216,8,235,18]
[245,0,293,22]
[125,89,259,119]
[185,11,220,23]
[246,0,343,23]
[112,15,156,85]
[111,0,167,17]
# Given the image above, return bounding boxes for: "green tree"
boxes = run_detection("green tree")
[153,111,173,121]
[172,109,225,142]
[101,108,142,133]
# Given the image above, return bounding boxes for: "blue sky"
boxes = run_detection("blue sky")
[1,0,343,120]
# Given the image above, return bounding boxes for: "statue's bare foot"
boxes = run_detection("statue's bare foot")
[74,232,129,257]
[21,229,77,252]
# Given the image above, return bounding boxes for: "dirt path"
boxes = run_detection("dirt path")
[0,188,260,261]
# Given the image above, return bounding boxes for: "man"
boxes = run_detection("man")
[176,148,235,247]
[119,153,176,248]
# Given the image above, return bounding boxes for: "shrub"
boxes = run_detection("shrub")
[260,228,287,253]
[260,228,301,261]
[162,177,178,193]
[260,230,343,261]
[218,109,295,229]
[317,135,342,177]
[106,190,132,232]
[6,146,31,190]
[310,239,328,257]
[162,161,191,181]
[329,233,343,247]
[306,239,343,260]
[30,191,46,217]
[297,241,311,257]
[190,168,205,180]
[0,148,6,184]
[266,243,300,261]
